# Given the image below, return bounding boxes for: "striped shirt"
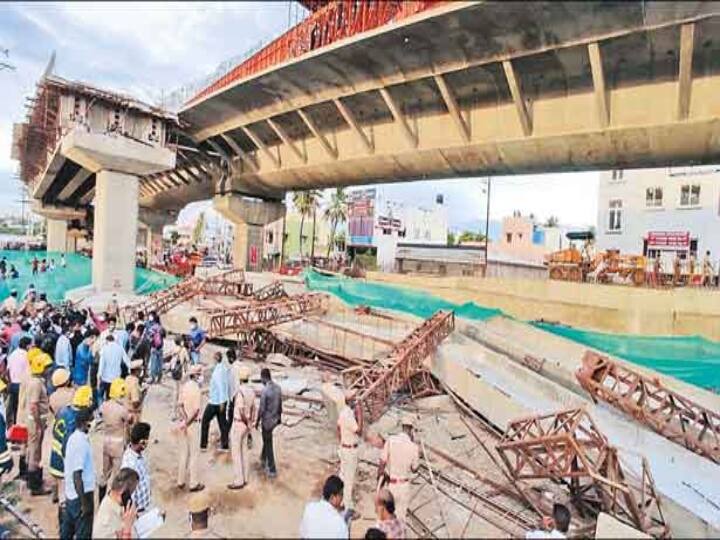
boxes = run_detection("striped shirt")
[121,447,152,511]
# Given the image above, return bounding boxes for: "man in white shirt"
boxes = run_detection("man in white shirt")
[6,336,31,426]
[526,503,571,539]
[299,475,349,539]
[2,290,18,314]
[60,408,96,539]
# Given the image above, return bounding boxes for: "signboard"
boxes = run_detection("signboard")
[647,231,690,248]
[348,188,376,246]
[249,244,258,265]
[377,215,402,230]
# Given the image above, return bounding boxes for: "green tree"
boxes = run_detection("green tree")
[323,187,348,258]
[191,212,205,245]
[292,189,321,258]
[545,215,560,227]
[447,231,456,246]
[458,230,485,244]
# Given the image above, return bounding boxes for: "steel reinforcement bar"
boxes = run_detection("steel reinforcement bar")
[577,350,720,464]
[207,293,328,339]
[342,310,454,424]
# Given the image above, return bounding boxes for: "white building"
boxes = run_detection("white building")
[348,189,448,272]
[596,166,720,267]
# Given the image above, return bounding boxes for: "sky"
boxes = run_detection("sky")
[1,1,598,229]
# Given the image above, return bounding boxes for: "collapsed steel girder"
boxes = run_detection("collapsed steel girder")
[343,310,454,424]
[253,280,288,302]
[122,276,200,321]
[496,408,669,538]
[577,351,720,464]
[237,328,368,372]
[200,279,254,298]
[207,293,328,338]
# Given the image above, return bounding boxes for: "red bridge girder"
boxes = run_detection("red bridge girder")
[343,309,454,424]
[496,408,669,538]
[577,350,720,465]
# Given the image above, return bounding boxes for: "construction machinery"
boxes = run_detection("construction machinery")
[546,232,646,286]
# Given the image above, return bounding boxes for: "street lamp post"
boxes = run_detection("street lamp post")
[484,176,491,277]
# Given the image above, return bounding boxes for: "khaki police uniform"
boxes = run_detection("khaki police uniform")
[381,432,419,522]
[337,404,360,510]
[178,378,202,488]
[230,383,255,486]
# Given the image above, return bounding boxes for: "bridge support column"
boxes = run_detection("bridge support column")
[213,194,285,272]
[46,219,69,253]
[60,129,176,294]
[92,171,140,293]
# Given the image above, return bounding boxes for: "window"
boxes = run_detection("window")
[679,184,701,207]
[646,187,663,207]
[607,199,622,232]
[611,169,624,181]
[506,233,512,243]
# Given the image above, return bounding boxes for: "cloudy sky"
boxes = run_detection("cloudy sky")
[1,1,598,229]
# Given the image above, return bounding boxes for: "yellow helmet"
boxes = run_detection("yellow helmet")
[27,347,42,362]
[109,378,127,400]
[30,352,52,375]
[0,379,6,393]
[73,386,93,408]
[236,366,251,381]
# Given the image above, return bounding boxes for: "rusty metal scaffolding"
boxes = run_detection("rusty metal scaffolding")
[342,310,454,424]
[200,279,254,298]
[121,276,200,321]
[236,328,368,372]
[577,350,720,464]
[253,280,288,302]
[496,408,669,538]
[207,293,328,339]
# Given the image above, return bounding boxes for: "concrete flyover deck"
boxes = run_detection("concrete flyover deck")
[142,1,720,211]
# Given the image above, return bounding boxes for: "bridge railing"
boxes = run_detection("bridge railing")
[186,0,442,106]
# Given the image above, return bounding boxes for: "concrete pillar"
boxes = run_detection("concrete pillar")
[213,194,285,272]
[92,171,139,293]
[60,129,175,295]
[46,219,68,253]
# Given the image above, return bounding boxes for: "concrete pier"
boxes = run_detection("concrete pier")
[62,129,175,293]
[213,194,284,271]
[46,219,69,253]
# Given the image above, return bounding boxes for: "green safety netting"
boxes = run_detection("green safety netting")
[0,251,179,303]
[532,322,720,393]
[305,269,720,393]
[304,269,503,321]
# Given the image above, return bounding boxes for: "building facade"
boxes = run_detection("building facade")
[596,166,720,267]
[347,188,449,272]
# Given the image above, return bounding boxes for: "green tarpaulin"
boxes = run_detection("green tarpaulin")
[532,322,720,393]
[0,251,179,303]
[305,269,720,393]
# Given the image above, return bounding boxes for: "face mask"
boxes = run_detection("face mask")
[190,323,197,330]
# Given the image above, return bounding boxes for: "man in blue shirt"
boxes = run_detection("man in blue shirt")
[60,407,95,539]
[73,331,97,386]
[54,326,73,370]
[188,317,206,366]
[97,335,131,403]
[200,352,230,452]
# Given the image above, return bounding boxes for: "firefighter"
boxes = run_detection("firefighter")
[26,351,53,496]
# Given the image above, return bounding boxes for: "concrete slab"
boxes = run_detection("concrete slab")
[595,512,652,539]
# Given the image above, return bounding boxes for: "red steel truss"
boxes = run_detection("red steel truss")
[496,408,669,538]
[122,276,200,321]
[188,1,442,104]
[577,351,720,464]
[342,310,454,424]
[253,280,288,302]
[207,293,328,338]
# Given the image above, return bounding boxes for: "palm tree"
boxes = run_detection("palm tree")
[292,190,321,259]
[323,187,348,258]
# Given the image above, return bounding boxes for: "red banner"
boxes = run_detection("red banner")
[647,231,690,247]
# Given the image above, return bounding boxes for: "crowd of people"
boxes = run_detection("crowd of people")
[0,282,569,539]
